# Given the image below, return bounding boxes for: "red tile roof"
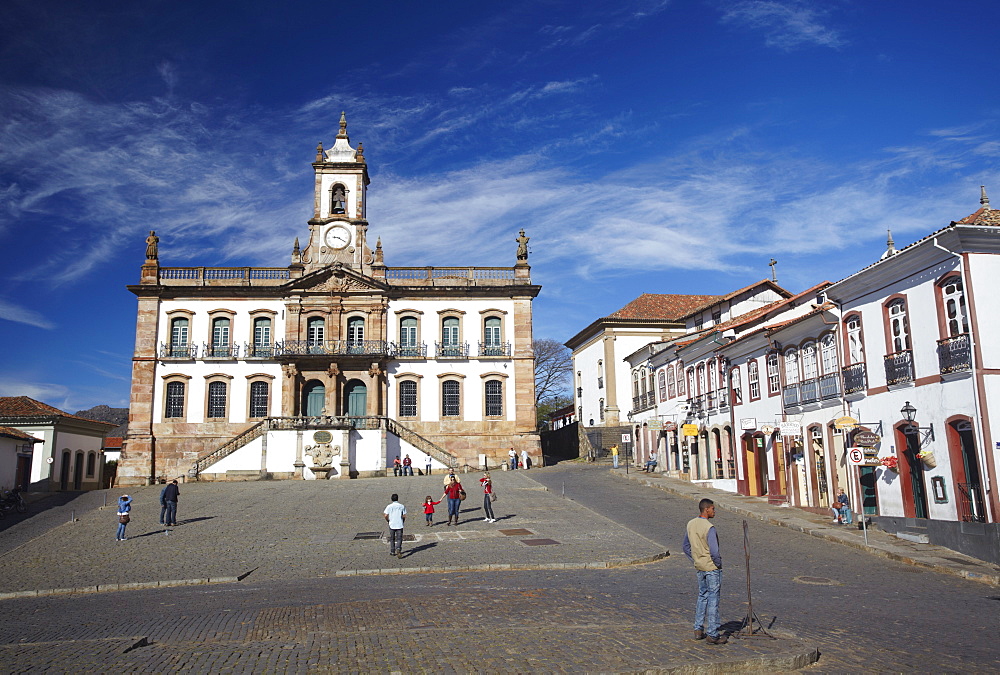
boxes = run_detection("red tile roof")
[677,279,791,320]
[0,396,116,426]
[103,437,124,449]
[953,207,1000,226]
[0,426,41,442]
[607,293,721,321]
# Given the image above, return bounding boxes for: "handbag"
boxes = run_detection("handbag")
[490,492,498,503]
[119,514,130,524]
[458,489,467,501]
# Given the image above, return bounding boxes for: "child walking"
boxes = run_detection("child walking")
[423,496,442,526]
[116,494,132,541]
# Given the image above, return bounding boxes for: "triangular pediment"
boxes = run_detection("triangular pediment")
[285,264,389,294]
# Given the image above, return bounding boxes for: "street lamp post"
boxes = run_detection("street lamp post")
[626,410,633,475]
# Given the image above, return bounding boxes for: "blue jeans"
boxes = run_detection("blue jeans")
[510,457,517,470]
[695,569,722,638]
[447,497,461,518]
[164,501,177,526]
[403,466,413,476]
[483,494,495,520]
[388,528,403,554]
[613,455,619,468]
[116,522,127,539]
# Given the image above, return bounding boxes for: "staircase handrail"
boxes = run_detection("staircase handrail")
[383,417,456,468]
[193,420,267,475]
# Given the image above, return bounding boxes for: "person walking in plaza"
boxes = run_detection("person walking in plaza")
[831,488,852,524]
[443,466,457,487]
[479,471,497,522]
[521,449,529,470]
[682,498,727,644]
[383,493,407,558]
[116,494,132,541]
[402,454,413,476]
[442,475,465,526]
[422,496,441,526]
[161,479,179,527]
[159,483,169,525]
[424,453,433,476]
[611,444,619,469]
[508,447,517,470]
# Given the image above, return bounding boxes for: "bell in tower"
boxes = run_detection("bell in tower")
[331,184,347,214]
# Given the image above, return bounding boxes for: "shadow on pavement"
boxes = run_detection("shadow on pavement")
[404,543,437,557]
[0,491,94,534]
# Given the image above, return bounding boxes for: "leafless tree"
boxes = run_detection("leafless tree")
[533,338,572,405]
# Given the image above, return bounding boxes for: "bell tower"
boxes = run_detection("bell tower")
[301,112,373,272]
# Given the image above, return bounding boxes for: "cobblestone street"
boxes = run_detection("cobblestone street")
[0,464,996,672]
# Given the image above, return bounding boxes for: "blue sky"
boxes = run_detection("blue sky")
[2,0,999,411]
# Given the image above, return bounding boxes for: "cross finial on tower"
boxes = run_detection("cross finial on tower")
[768,258,778,283]
[886,229,896,256]
[981,185,990,209]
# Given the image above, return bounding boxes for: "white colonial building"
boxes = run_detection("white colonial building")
[118,114,541,485]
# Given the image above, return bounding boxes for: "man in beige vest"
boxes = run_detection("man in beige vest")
[682,498,727,644]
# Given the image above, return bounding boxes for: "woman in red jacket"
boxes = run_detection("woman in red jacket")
[441,476,465,526]
[479,471,497,523]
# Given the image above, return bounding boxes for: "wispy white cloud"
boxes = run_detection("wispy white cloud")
[719,1,844,50]
[0,378,67,402]
[0,298,56,329]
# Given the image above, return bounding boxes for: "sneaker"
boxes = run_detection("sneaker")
[396,552,403,558]
[692,629,705,640]
[483,517,490,521]
[489,519,497,523]
[706,634,728,645]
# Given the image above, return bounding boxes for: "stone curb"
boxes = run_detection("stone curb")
[648,642,820,674]
[0,576,241,602]
[616,470,1000,588]
[333,551,670,577]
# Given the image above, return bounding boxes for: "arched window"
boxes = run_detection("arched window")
[347,316,365,352]
[307,317,325,353]
[330,183,347,214]
[483,317,502,355]
[748,360,760,400]
[86,452,96,477]
[599,398,605,422]
[399,380,418,417]
[845,315,865,365]
[686,368,695,398]
[667,367,676,398]
[696,363,706,395]
[441,317,461,356]
[632,371,641,397]
[820,333,837,374]
[784,348,800,385]
[940,277,969,337]
[887,299,910,353]
[766,352,780,394]
[706,359,716,392]
[730,367,742,405]
[485,379,503,417]
[249,381,269,418]
[658,370,667,402]
[676,362,685,396]
[211,317,230,357]
[639,369,648,396]
[442,380,461,417]
[207,381,227,419]
[801,342,818,380]
[165,381,185,418]
[170,317,189,357]
[253,317,272,357]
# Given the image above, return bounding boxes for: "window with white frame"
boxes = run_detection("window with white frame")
[658,370,667,401]
[845,316,864,365]
[400,317,418,355]
[211,317,230,356]
[941,278,969,337]
[667,367,676,398]
[483,317,503,355]
[748,360,760,400]
[706,359,716,392]
[676,362,685,395]
[441,317,460,351]
[820,333,837,374]
[170,317,189,356]
[801,342,818,381]
[207,381,227,419]
[766,352,780,394]
[696,363,706,396]
[887,299,911,353]
[442,380,461,417]
[165,381,185,418]
[253,317,272,357]
[632,371,641,398]
[307,317,325,351]
[249,380,269,418]
[730,367,742,404]
[347,316,365,351]
[686,368,695,397]
[784,348,800,385]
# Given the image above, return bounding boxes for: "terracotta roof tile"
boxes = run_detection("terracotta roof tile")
[103,437,124,449]
[676,279,791,319]
[607,293,722,321]
[0,396,116,426]
[0,426,41,442]
[954,207,1000,226]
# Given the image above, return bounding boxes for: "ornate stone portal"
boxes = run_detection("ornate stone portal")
[304,430,341,479]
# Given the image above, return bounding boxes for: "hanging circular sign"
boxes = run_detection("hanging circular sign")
[313,431,333,444]
[663,422,678,432]
[853,431,880,447]
[759,424,776,435]
[834,416,859,430]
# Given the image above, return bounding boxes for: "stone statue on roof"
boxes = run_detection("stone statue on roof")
[145,231,159,261]
[516,229,529,261]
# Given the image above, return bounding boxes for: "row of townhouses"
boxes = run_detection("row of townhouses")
[568,190,1000,563]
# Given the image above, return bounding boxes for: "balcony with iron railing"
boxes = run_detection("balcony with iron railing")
[395,342,428,358]
[243,343,274,359]
[159,343,197,359]
[435,341,470,358]
[631,392,655,413]
[938,333,971,374]
[842,362,867,394]
[782,382,800,407]
[884,350,914,385]
[274,340,390,358]
[202,343,239,359]
[477,342,511,358]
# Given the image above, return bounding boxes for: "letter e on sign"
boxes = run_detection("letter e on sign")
[847,447,865,465]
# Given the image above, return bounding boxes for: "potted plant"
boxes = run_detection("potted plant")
[880,456,899,473]
[916,450,937,468]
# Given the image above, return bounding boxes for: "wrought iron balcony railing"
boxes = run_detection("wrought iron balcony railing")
[842,362,867,394]
[274,340,390,357]
[478,342,511,357]
[884,350,914,385]
[159,343,197,359]
[435,341,469,358]
[243,343,274,359]
[202,343,239,359]
[782,382,800,407]
[819,373,840,399]
[937,333,971,374]
[395,342,428,358]
[799,378,819,404]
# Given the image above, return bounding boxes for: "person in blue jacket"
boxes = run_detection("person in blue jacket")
[116,494,133,541]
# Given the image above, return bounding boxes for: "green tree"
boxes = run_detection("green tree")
[533,338,573,425]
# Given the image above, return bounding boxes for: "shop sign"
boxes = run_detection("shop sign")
[834,416,859,430]
[682,424,700,437]
[663,421,678,432]
[646,420,663,430]
[853,431,880,447]
[740,418,757,431]
[778,421,801,435]
[847,447,881,466]
[759,424,776,435]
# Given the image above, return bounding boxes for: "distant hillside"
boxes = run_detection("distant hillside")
[74,405,129,426]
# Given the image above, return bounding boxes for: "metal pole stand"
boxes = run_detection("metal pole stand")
[735,519,774,640]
